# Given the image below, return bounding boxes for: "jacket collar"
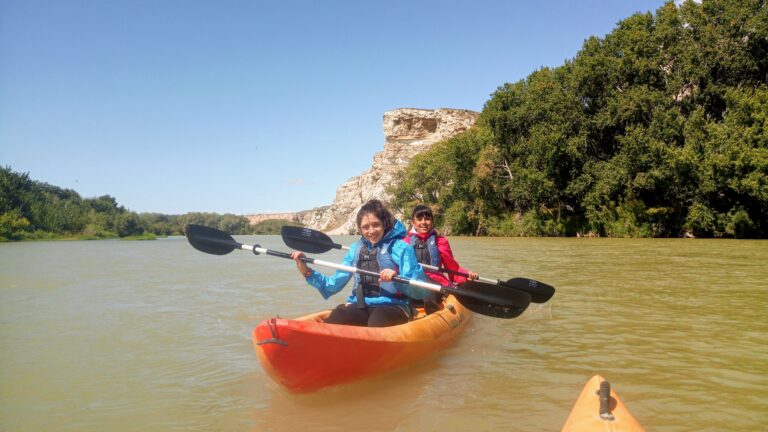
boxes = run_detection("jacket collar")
[409,228,437,241]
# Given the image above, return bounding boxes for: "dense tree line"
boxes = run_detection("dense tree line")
[392,0,767,238]
[250,219,301,235]
[0,166,265,241]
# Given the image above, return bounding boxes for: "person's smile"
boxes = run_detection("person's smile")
[413,215,433,234]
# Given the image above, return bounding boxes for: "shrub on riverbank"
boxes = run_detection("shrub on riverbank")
[0,166,260,241]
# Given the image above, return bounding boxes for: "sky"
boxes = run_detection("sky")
[0,0,668,215]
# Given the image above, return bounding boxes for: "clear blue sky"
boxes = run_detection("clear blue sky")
[1,0,667,215]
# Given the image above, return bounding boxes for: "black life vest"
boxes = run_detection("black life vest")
[411,232,441,267]
[354,243,403,308]
[358,246,382,297]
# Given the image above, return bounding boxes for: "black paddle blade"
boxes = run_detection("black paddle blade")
[185,224,240,255]
[444,281,532,319]
[500,278,556,303]
[458,298,528,318]
[281,225,338,254]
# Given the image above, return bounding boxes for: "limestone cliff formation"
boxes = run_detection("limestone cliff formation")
[298,108,479,234]
[246,108,478,233]
[246,212,297,225]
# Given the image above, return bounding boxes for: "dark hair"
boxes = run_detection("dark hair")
[356,199,395,233]
[411,204,433,219]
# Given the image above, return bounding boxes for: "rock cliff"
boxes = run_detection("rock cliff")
[246,212,297,225]
[298,108,479,234]
[246,108,478,233]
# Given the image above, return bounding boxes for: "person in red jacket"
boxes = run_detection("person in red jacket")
[404,205,478,312]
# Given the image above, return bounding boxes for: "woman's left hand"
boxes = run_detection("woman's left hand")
[379,268,397,281]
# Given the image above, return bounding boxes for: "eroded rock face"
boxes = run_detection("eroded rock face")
[245,212,297,225]
[298,108,479,234]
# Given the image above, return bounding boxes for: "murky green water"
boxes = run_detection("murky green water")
[1,236,766,431]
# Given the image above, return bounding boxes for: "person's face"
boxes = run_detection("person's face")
[359,213,385,244]
[412,212,433,234]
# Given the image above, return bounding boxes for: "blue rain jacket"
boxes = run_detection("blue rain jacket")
[304,220,429,307]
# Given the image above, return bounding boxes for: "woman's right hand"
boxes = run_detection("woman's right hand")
[291,251,312,277]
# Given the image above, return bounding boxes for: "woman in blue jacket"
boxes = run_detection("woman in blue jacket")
[291,199,428,327]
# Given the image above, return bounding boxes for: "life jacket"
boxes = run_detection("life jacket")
[410,230,441,268]
[351,238,403,307]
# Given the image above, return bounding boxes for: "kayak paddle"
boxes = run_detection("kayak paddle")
[185,224,531,319]
[280,225,555,303]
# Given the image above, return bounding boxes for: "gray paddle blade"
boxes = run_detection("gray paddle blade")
[281,225,339,254]
[185,224,240,255]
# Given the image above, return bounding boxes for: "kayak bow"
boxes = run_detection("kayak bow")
[561,375,645,432]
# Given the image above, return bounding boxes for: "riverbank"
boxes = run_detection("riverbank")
[0,232,161,242]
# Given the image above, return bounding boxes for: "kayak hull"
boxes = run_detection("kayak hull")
[252,295,471,393]
[562,375,645,432]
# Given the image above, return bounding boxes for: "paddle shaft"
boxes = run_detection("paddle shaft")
[237,242,446,294]
[280,225,554,303]
[282,225,554,303]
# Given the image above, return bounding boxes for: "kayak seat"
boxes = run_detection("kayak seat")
[412,307,427,320]
[411,291,445,315]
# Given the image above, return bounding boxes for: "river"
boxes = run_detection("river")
[1,236,766,431]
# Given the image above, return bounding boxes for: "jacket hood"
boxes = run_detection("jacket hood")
[386,220,407,242]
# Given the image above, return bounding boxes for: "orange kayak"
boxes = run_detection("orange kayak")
[562,375,645,432]
[252,295,471,393]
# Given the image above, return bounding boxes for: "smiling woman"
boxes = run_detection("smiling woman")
[290,199,429,327]
[404,204,479,313]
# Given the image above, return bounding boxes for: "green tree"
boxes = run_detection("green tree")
[114,212,145,237]
[391,0,767,238]
[390,128,492,234]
